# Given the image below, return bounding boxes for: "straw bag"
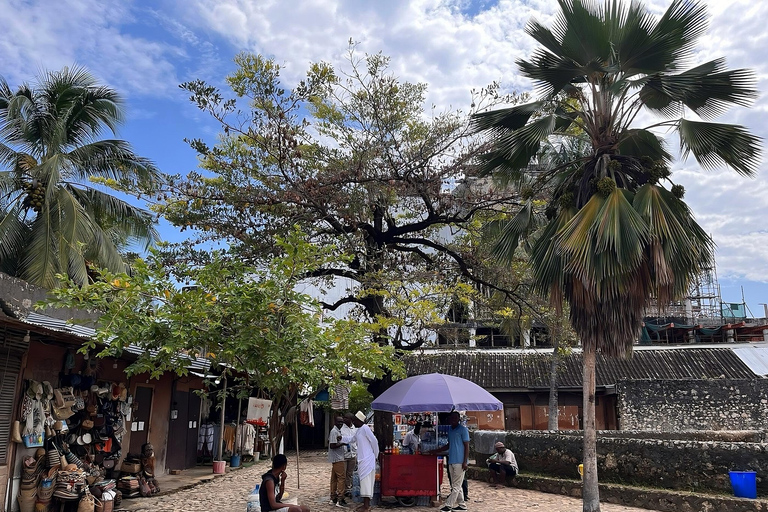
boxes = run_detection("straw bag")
[17,493,36,512]
[77,488,95,512]
[47,447,61,468]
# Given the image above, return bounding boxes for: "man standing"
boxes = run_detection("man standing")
[340,411,379,512]
[428,411,469,512]
[328,416,348,507]
[401,422,421,454]
[341,413,358,498]
[486,441,518,486]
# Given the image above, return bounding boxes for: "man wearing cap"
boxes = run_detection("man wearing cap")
[339,412,379,512]
[486,442,518,486]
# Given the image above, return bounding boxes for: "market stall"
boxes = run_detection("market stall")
[370,373,502,507]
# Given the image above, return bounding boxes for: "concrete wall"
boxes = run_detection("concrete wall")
[617,379,768,431]
[472,430,768,494]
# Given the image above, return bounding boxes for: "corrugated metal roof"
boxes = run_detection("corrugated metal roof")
[403,348,758,390]
[14,311,210,372]
[731,346,768,376]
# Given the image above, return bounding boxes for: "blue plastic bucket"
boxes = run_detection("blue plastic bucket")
[729,471,757,499]
[230,454,241,468]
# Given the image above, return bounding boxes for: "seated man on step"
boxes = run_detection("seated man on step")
[486,442,518,486]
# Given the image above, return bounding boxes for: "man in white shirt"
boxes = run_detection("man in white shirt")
[486,441,518,486]
[328,416,348,507]
[341,413,358,498]
[401,422,421,454]
[339,411,379,512]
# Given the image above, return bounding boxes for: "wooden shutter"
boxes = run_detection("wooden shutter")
[0,347,22,464]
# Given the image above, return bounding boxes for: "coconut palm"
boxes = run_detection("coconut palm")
[472,1,760,510]
[0,67,162,288]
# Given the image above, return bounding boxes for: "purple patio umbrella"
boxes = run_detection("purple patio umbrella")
[371,373,502,413]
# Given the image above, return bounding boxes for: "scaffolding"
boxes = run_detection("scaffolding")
[644,265,723,326]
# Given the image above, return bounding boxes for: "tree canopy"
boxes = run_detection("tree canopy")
[44,228,402,451]
[159,47,537,349]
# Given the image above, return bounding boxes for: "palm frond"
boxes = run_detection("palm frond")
[67,186,159,249]
[66,140,163,189]
[471,101,546,133]
[679,120,761,177]
[616,129,670,162]
[21,206,60,288]
[640,58,757,118]
[478,115,558,182]
[489,200,540,263]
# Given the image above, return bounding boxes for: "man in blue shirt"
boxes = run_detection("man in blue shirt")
[427,411,469,511]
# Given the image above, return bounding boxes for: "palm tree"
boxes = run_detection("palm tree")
[0,67,162,288]
[472,1,760,510]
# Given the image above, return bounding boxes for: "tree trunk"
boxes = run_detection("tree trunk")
[547,335,560,430]
[582,349,600,512]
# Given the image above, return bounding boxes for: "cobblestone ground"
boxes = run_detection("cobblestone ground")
[119,452,659,512]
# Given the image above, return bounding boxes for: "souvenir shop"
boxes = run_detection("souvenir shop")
[4,323,208,512]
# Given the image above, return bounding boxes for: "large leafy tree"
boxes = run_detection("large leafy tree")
[0,67,162,288]
[161,49,538,355]
[472,1,759,510]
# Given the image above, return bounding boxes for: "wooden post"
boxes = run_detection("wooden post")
[295,401,301,489]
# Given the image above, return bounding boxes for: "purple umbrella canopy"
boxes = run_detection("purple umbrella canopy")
[371,373,502,413]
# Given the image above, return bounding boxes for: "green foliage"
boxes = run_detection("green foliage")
[164,45,532,350]
[347,382,374,414]
[474,0,758,358]
[0,67,163,287]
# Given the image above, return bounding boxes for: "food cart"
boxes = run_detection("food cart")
[370,373,502,507]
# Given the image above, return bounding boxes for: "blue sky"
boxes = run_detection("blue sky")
[3,0,768,315]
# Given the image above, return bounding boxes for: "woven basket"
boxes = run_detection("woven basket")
[17,493,36,512]
[47,449,61,468]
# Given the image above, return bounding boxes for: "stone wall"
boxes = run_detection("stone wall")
[472,430,768,495]
[617,379,768,431]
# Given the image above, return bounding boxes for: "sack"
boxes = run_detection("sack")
[23,431,44,448]
[12,420,22,443]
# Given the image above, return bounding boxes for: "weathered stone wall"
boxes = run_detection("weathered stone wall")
[472,430,768,494]
[617,379,768,431]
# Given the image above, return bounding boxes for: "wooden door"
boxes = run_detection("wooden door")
[129,386,153,454]
[166,389,189,470]
[504,406,521,430]
[186,392,201,468]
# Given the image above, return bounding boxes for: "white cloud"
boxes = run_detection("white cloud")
[0,0,180,97]
[2,0,768,294]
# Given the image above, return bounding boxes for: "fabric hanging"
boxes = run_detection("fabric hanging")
[299,400,314,427]
[330,385,350,410]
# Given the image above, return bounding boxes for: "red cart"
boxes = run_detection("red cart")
[380,453,444,506]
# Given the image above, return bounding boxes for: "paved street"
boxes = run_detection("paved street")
[120,452,659,512]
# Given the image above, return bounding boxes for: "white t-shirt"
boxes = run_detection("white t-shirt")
[402,430,420,454]
[489,449,517,470]
[341,423,357,459]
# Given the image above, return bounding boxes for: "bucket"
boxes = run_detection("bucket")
[230,454,241,468]
[729,471,757,499]
[254,451,260,461]
[212,460,226,474]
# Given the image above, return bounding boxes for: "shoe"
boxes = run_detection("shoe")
[329,499,337,505]
[453,506,468,511]
[440,506,453,512]
[336,499,348,507]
